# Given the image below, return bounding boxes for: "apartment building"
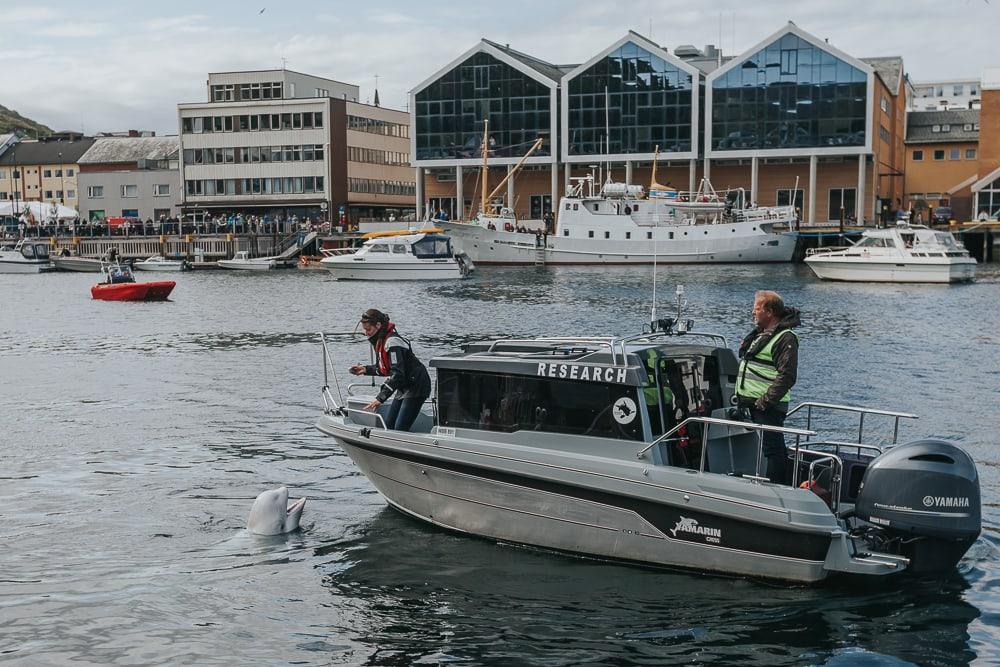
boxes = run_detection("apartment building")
[77,136,181,221]
[0,133,94,211]
[178,69,414,223]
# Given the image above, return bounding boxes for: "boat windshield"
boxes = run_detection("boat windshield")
[412,235,452,258]
[23,244,50,259]
[436,369,643,441]
[855,236,896,248]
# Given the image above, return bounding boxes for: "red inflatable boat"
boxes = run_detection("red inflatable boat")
[91,264,175,301]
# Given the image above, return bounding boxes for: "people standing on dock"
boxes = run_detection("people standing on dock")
[350,309,431,432]
[735,290,800,485]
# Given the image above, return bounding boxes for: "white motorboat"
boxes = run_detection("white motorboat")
[50,248,108,272]
[319,229,473,280]
[0,239,54,273]
[134,255,189,272]
[805,224,976,283]
[217,251,279,271]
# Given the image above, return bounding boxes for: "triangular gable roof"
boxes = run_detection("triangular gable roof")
[861,57,904,95]
[705,21,874,85]
[560,31,701,83]
[410,39,560,96]
[971,164,1000,192]
[947,173,980,195]
[482,39,565,83]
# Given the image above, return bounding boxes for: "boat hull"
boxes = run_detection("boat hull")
[805,257,977,283]
[91,281,176,301]
[0,260,52,273]
[134,261,186,272]
[440,222,796,265]
[217,260,276,271]
[322,258,465,280]
[320,422,837,583]
[50,257,104,272]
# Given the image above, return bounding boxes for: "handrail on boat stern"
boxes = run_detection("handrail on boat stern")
[636,416,816,460]
[786,401,918,445]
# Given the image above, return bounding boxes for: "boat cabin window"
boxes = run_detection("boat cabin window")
[856,237,894,248]
[412,235,452,258]
[391,244,408,254]
[437,369,643,441]
[23,244,49,260]
[367,243,389,253]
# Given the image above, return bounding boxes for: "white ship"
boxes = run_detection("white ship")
[442,176,797,265]
[438,133,797,265]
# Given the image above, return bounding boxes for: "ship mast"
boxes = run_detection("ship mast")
[480,120,489,216]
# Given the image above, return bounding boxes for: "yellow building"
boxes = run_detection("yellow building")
[0,133,95,214]
[904,110,979,218]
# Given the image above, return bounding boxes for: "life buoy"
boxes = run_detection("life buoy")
[799,479,832,506]
[299,255,309,265]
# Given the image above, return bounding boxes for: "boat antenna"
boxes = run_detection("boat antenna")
[650,198,659,329]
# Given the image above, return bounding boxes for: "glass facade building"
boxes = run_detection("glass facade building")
[414,52,553,161]
[710,32,868,151]
[566,41,694,156]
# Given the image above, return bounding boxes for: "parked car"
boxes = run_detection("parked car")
[931,206,953,224]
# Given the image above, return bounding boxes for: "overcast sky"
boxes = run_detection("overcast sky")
[2,0,997,136]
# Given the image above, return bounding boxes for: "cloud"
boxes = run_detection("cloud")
[37,22,111,38]
[4,0,998,134]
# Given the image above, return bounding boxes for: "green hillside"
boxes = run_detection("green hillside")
[0,104,52,136]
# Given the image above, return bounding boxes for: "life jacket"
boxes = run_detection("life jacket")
[736,329,798,403]
[372,322,398,375]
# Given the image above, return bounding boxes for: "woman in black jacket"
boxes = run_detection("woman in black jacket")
[349,308,431,431]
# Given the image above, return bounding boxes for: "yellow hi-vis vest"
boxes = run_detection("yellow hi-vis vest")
[736,329,797,404]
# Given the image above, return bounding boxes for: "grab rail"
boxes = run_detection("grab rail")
[485,337,622,365]
[346,406,389,430]
[786,401,918,445]
[319,332,345,412]
[636,416,815,468]
[795,451,844,512]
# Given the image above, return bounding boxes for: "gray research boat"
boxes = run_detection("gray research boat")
[316,296,981,583]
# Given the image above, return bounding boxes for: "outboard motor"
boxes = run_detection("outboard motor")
[855,439,980,572]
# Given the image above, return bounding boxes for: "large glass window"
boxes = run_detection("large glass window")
[711,33,868,150]
[437,369,643,441]
[567,41,694,155]
[415,51,552,160]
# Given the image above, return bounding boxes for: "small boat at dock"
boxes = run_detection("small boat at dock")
[805,224,976,283]
[217,250,280,271]
[134,255,189,272]
[50,250,105,273]
[319,229,473,280]
[0,239,55,273]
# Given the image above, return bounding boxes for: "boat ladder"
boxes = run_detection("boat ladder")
[534,245,546,265]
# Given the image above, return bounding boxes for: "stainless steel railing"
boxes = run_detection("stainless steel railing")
[786,401,918,445]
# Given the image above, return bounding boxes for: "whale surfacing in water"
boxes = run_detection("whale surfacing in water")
[247,487,306,535]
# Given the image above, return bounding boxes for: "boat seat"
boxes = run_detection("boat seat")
[703,426,761,476]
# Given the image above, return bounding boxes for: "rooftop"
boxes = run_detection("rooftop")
[79,136,180,164]
[905,109,979,144]
[861,57,904,94]
[0,136,95,165]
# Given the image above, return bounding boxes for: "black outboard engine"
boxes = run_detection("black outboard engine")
[855,439,980,572]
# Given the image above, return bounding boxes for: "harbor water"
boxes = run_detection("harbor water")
[2,264,999,665]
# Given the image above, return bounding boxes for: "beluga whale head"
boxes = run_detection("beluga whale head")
[247,487,306,535]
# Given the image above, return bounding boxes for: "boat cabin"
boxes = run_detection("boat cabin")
[359,232,455,259]
[428,335,740,470]
[3,240,51,260]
